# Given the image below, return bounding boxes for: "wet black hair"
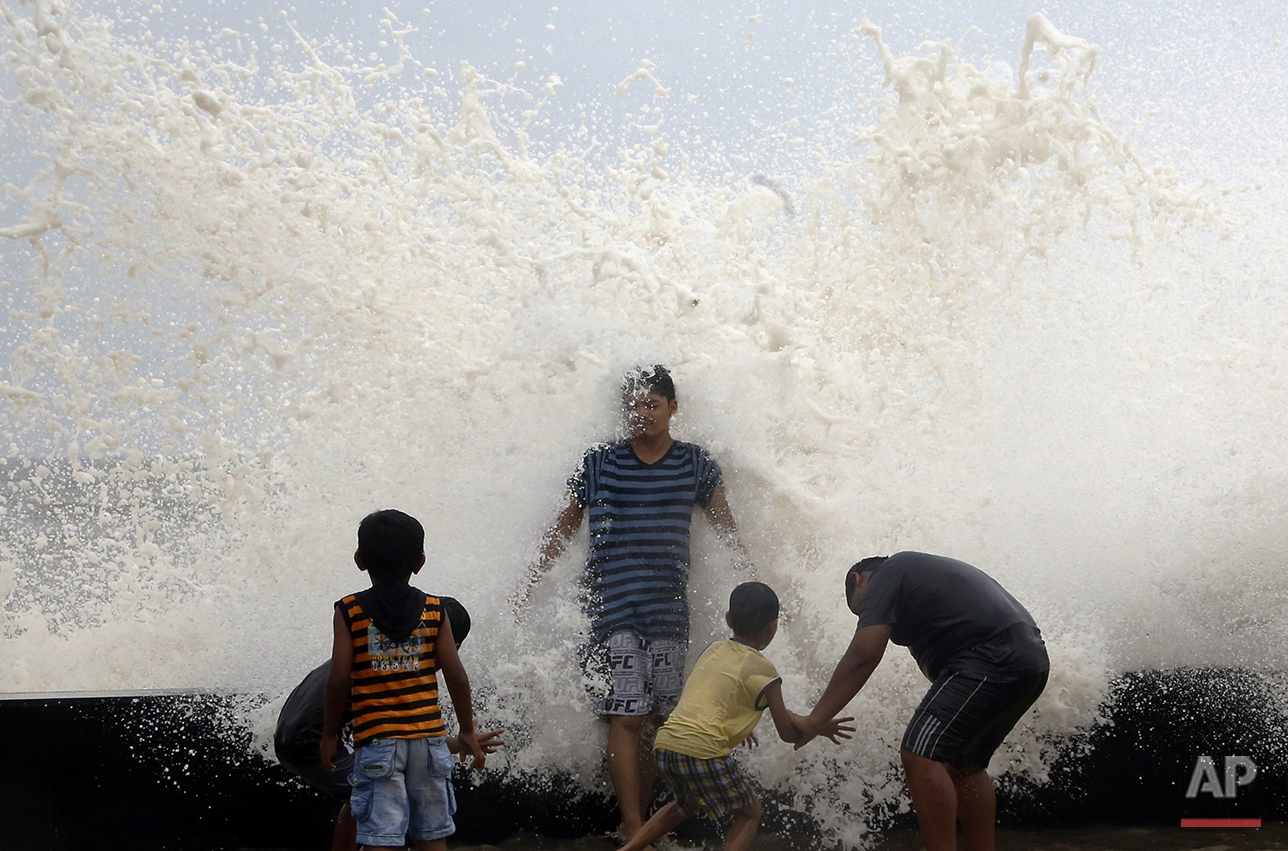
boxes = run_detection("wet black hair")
[441,596,471,644]
[728,581,780,636]
[845,556,890,604]
[357,509,425,582]
[622,364,676,402]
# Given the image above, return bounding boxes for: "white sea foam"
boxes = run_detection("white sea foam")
[2,0,1287,842]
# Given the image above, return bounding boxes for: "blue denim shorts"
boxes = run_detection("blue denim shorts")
[349,736,455,846]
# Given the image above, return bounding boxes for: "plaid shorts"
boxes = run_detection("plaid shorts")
[654,748,757,819]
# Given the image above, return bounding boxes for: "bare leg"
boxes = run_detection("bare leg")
[332,801,357,851]
[607,715,649,837]
[616,801,691,851]
[723,798,762,851]
[412,839,446,851]
[901,749,960,851]
[637,717,661,820]
[950,766,995,851]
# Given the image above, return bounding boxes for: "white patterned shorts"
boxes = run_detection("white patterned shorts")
[585,631,687,718]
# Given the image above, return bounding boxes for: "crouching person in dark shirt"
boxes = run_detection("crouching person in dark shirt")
[795,552,1049,851]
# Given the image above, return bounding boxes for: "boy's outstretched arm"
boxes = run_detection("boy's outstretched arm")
[321,607,353,770]
[436,614,486,771]
[762,681,855,747]
[447,721,506,755]
[702,485,752,572]
[795,624,890,749]
[511,495,584,616]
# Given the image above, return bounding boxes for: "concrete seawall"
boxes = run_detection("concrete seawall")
[5,668,1283,850]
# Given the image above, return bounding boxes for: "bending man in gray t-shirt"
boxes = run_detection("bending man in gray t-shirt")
[796,552,1049,851]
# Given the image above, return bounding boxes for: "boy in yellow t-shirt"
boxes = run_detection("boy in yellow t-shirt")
[616,582,855,851]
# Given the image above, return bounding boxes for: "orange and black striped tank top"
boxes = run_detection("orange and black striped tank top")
[337,593,447,746]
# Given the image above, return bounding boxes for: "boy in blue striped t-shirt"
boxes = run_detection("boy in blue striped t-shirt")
[513,365,750,841]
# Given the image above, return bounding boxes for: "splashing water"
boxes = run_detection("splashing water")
[3,0,1287,843]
